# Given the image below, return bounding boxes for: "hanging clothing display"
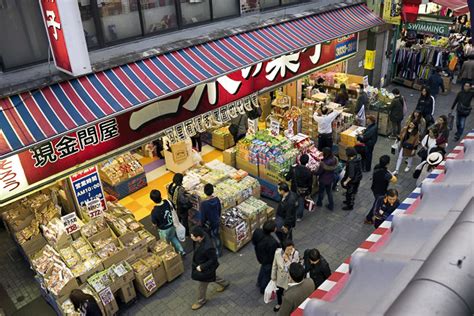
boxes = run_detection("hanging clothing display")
[395,46,451,81]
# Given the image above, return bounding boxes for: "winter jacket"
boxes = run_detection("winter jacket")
[334,91,349,107]
[200,197,222,230]
[279,279,315,316]
[355,91,369,114]
[303,250,331,289]
[451,90,473,116]
[316,156,338,185]
[151,200,174,230]
[168,183,191,215]
[371,196,400,221]
[342,156,363,184]
[286,164,313,193]
[357,123,378,147]
[271,248,300,289]
[416,96,435,120]
[371,165,393,197]
[276,192,298,229]
[191,234,219,282]
[389,96,404,122]
[399,127,420,157]
[427,73,445,97]
[252,229,280,265]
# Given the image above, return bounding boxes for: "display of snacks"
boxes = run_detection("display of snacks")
[21,193,50,212]
[92,236,115,250]
[60,246,82,268]
[104,212,128,236]
[32,245,63,276]
[88,269,114,293]
[106,201,134,217]
[141,253,162,269]
[237,197,268,218]
[151,240,171,255]
[137,229,155,245]
[221,208,248,228]
[44,261,75,296]
[81,217,108,238]
[15,219,40,245]
[122,215,142,232]
[200,169,228,186]
[35,202,60,226]
[131,260,149,275]
[99,153,144,185]
[42,217,68,245]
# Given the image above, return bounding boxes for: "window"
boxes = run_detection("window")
[212,0,239,19]
[141,0,178,34]
[78,0,99,48]
[98,0,142,43]
[179,0,211,26]
[0,0,49,70]
[260,0,280,9]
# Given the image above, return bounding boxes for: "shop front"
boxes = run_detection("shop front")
[0,3,384,314]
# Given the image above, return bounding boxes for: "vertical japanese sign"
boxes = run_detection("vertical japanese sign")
[39,0,91,76]
[61,212,80,235]
[0,155,29,201]
[69,166,107,211]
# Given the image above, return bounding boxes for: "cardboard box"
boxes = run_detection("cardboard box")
[97,288,119,316]
[77,262,105,285]
[259,166,283,185]
[89,228,128,269]
[339,125,365,147]
[212,131,235,151]
[4,206,34,232]
[170,141,189,163]
[223,148,237,167]
[162,251,184,282]
[119,232,148,259]
[48,273,79,300]
[236,157,259,177]
[22,233,48,259]
[338,142,349,161]
[133,267,159,298]
[141,253,167,289]
[220,222,251,252]
[117,281,137,304]
[266,207,276,221]
[112,261,135,289]
[150,240,173,257]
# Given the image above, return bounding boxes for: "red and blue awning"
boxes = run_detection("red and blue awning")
[0,3,383,159]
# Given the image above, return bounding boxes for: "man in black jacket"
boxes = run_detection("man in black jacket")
[355,84,369,115]
[285,154,313,221]
[341,147,363,211]
[303,248,331,289]
[357,115,378,172]
[252,220,280,294]
[190,226,229,310]
[451,82,473,141]
[388,89,404,139]
[275,182,297,242]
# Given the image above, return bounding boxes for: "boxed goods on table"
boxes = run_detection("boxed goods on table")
[141,253,167,288]
[59,237,103,283]
[81,217,109,239]
[161,250,184,282]
[2,205,35,232]
[237,197,269,230]
[121,215,143,232]
[99,153,144,186]
[137,229,156,250]
[223,147,236,167]
[130,259,158,298]
[117,280,137,304]
[42,217,72,248]
[44,260,79,299]
[220,208,251,252]
[87,261,133,294]
[212,126,235,150]
[118,231,147,260]
[88,228,128,269]
[106,201,134,218]
[339,125,365,147]
[103,212,129,237]
[58,284,107,316]
[151,239,173,257]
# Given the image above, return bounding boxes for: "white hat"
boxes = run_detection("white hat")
[427,152,443,166]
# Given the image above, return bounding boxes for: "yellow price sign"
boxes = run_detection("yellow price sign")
[364,50,376,70]
[383,0,401,25]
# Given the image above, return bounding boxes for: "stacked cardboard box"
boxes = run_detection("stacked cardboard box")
[301,99,319,138]
[161,250,184,282]
[212,127,235,150]
[223,148,237,168]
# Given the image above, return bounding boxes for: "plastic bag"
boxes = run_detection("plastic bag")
[304,198,316,212]
[176,222,186,242]
[391,140,399,155]
[447,112,454,131]
[264,280,277,304]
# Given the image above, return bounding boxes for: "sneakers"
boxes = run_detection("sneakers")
[273,305,281,312]
[342,206,353,211]
[192,300,207,310]
[216,282,230,292]
[404,167,411,173]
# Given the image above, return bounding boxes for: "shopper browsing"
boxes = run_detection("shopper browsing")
[69,289,102,316]
[275,183,297,242]
[150,190,185,256]
[451,83,473,141]
[313,106,341,151]
[271,240,300,312]
[303,248,331,289]
[334,83,349,107]
[279,263,315,316]
[315,147,338,211]
[394,122,420,175]
[252,220,280,294]
[371,189,400,228]
[388,89,405,139]
[200,184,223,257]
[341,147,363,211]
[168,173,192,237]
[285,154,313,221]
[190,226,230,310]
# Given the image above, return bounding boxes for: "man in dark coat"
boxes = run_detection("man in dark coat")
[451,82,473,141]
[252,220,280,294]
[427,68,445,98]
[190,226,229,310]
[279,263,315,316]
[285,154,313,221]
[303,248,331,289]
[357,115,378,172]
[275,182,297,242]
[388,89,404,139]
[341,147,363,211]
[355,84,369,115]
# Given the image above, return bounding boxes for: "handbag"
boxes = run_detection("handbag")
[417,137,429,160]
[264,280,277,304]
[447,112,455,130]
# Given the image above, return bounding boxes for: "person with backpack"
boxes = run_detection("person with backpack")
[200,184,222,257]
[451,82,473,141]
[315,148,338,211]
[167,173,192,237]
[388,89,405,139]
[252,220,280,294]
[341,147,363,211]
[285,154,313,221]
[303,248,331,289]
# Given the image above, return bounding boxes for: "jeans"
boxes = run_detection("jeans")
[257,264,272,294]
[296,195,305,219]
[317,181,334,210]
[197,276,229,303]
[209,227,222,257]
[159,226,184,254]
[456,114,467,138]
[345,181,360,207]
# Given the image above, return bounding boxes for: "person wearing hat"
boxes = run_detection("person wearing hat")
[414,151,444,186]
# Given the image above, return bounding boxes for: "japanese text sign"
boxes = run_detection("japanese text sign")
[144,274,157,292]
[86,198,104,219]
[69,166,106,211]
[62,212,80,235]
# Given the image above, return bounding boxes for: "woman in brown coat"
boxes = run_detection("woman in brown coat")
[394,121,420,175]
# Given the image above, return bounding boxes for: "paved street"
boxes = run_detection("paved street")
[0,83,470,316]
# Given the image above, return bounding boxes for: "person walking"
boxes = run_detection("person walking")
[432,115,450,147]
[168,173,192,237]
[416,86,435,128]
[316,147,338,211]
[275,183,297,242]
[427,68,445,98]
[406,110,427,137]
[371,189,400,229]
[341,147,363,211]
[252,220,280,294]
[279,263,315,316]
[286,154,313,221]
[334,84,349,107]
[459,55,474,86]
[388,89,405,139]
[364,155,397,225]
[451,82,473,141]
[271,240,300,313]
[150,189,185,255]
[357,114,378,172]
[200,184,222,257]
[69,289,103,316]
[417,128,438,162]
[303,248,331,289]
[190,226,229,310]
[313,106,341,151]
[394,122,420,175]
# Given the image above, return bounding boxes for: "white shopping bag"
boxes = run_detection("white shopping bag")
[176,222,186,242]
[264,280,277,304]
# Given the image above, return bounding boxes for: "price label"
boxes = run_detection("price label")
[61,213,80,235]
[287,120,294,137]
[113,263,127,277]
[248,118,258,135]
[99,287,114,305]
[269,119,280,137]
[144,273,157,292]
[86,198,103,219]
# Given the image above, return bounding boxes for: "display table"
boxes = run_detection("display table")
[103,172,147,200]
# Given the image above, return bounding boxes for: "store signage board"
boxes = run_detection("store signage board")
[38,0,91,76]
[0,154,29,201]
[99,287,114,305]
[5,34,359,204]
[406,21,450,36]
[62,212,80,235]
[69,166,107,211]
[383,0,401,24]
[364,50,376,71]
[144,273,157,292]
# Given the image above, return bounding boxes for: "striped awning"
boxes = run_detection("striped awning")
[431,0,469,15]
[0,3,384,159]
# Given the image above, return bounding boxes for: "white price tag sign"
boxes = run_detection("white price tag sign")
[144,273,157,292]
[86,198,103,219]
[269,119,280,137]
[248,118,258,135]
[61,213,80,235]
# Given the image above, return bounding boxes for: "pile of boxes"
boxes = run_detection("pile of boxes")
[212,126,235,150]
[338,125,366,161]
[300,99,319,139]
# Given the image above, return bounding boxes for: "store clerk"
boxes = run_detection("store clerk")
[313,106,341,151]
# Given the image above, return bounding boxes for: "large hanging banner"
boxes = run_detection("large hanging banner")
[1,34,358,203]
